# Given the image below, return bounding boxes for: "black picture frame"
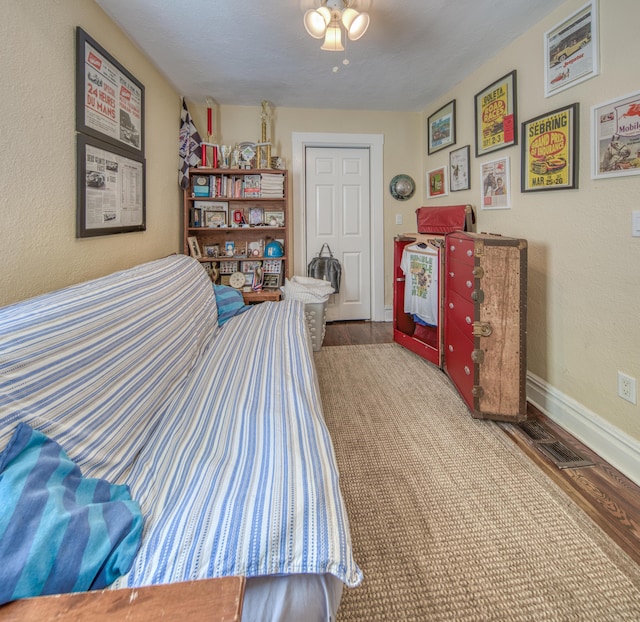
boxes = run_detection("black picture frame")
[427,99,456,155]
[76,27,145,156]
[474,70,518,157]
[521,103,579,192]
[77,134,146,238]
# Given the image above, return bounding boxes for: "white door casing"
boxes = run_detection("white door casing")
[292,132,385,322]
[305,147,370,321]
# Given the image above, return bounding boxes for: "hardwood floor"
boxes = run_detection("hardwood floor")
[322,320,640,566]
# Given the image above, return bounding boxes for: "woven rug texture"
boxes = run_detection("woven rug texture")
[314,343,640,622]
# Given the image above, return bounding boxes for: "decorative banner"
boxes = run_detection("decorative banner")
[474,71,517,157]
[592,90,640,179]
[521,104,579,192]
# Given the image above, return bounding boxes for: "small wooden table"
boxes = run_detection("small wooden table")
[0,577,245,622]
[242,289,281,304]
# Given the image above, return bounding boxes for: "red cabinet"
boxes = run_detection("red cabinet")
[394,230,527,422]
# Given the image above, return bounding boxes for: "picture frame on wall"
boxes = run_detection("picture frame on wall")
[591,90,640,179]
[449,145,471,192]
[544,1,599,98]
[426,166,448,199]
[480,157,510,210]
[427,100,456,155]
[76,27,145,156]
[521,103,579,192]
[76,134,146,238]
[474,70,518,157]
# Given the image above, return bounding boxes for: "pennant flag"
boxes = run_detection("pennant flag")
[179,98,202,189]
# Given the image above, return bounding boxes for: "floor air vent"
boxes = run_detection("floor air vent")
[518,421,595,469]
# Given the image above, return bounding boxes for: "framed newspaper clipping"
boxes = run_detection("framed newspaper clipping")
[76,27,145,156]
[77,134,146,238]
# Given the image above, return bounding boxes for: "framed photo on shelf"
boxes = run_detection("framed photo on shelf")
[203,244,219,258]
[480,157,510,210]
[474,70,517,157]
[266,210,285,227]
[248,207,264,226]
[76,134,146,238]
[426,166,448,199]
[449,145,470,191]
[187,236,201,258]
[521,103,579,192]
[263,273,282,289]
[427,100,456,155]
[204,210,226,227]
[76,27,145,156]
[591,90,640,179]
[544,1,599,98]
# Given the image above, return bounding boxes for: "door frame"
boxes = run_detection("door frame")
[292,132,385,322]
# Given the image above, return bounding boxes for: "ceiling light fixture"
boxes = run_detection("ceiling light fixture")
[304,0,370,52]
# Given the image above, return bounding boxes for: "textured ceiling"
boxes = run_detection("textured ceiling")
[95,0,558,112]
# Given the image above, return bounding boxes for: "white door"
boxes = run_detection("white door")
[305,147,371,321]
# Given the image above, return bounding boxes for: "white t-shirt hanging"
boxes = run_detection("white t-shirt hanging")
[400,244,439,326]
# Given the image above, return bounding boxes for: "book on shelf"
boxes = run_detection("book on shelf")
[260,173,285,198]
[243,174,261,198]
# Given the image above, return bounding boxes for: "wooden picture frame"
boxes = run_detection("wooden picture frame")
[204,210,227,227]
[521,103,579,192]
[591,90,640,179]
[426,166,448,199]
[187,236,201,258]
[76,27,145,156]
[544,1,599,98]
[76,134,146,238]
[427,100,456,155]
[474,70,518,157]
[449,145,471,192]
[480,157,510,210]
[248,207,264,226]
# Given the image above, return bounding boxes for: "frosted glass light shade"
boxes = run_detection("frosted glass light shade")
[347,12,369,40]
[304,7,331,38]
[321,25,344,51]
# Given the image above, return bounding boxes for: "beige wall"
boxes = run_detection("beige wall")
[0,0,181,307]
[419,0,640,441]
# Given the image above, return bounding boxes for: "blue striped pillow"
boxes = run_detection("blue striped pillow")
[0,424,143,604]
[213,284,250,325]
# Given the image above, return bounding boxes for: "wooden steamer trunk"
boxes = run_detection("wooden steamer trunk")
[444,232,527,422]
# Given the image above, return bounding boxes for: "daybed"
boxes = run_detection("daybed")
[0,254,362,621]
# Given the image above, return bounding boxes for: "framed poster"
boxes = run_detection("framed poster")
[449,145,471,191]
[426,166,448,199]
[77,134,146,238]
[76,27,145,156]
[592,90,640,179]
[521,103,579,192]
[544,1,599,97]
[480,157,510,210]
[427,100,456,155]
[474,71,517,157]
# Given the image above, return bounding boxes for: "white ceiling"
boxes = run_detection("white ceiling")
[95,0,558,112]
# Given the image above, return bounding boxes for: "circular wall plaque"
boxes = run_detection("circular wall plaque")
[389,174,416,201]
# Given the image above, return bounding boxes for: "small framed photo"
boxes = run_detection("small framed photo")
[187,236,201,258]
[480,157,510,210]
[544,1,599,97]
[224,240,235,256]
[203,244,219,258]
[591,90,640,179]
[266,210,285,227]
[263,273,282,289]
[248,206,264,226]
[426,166,448,199]
[232,209,245,225]
[427,100,456,155]
[521,103,579,192]
[449,145,470,192]
[474,70,517,157]
[204,210,226,227]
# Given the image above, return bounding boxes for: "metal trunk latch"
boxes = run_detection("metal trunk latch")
[472,321,493,337]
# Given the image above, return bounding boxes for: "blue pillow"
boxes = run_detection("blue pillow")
[0,423,143,604]
[213,284,250,326]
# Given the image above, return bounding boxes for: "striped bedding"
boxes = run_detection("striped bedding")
[0,255,362,594]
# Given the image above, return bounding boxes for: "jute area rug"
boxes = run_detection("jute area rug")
[314,343,640,621]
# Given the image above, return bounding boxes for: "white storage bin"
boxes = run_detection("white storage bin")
[304,302,328,352]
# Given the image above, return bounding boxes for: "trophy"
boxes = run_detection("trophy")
[220,145,231,169]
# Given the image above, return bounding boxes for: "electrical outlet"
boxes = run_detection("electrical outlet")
[617,371,637,405]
